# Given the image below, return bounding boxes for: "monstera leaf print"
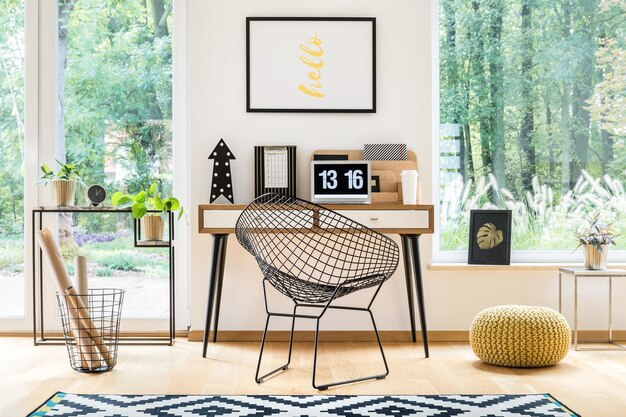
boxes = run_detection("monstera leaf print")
[476,223,504,250]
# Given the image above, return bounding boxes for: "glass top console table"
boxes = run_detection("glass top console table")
[31,206,176,346]
[559,267,626,351]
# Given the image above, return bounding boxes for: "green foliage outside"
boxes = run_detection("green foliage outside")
[77,239,168,278]
[0,238,23,271]
[0,1,173,280]
[61,0,173,234]
[0,0,25,237]
[61,0,173,188]
[440,0,626,250]
[441,172,626,251]
[0,236,167,278]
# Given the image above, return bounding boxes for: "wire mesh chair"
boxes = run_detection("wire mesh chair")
[236,193,400,390]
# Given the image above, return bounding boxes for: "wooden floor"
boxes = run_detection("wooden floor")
[2,338,625,416]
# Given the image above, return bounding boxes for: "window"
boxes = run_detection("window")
[0,0,25,317]
[57,0,172,317]
[438,0,626,255]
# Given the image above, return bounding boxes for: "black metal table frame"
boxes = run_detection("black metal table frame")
[32,206,176,346]
[202,233,429,359]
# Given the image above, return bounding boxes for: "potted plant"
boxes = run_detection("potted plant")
[112,182,184,241]
[37,160,84,206]
[575,212,618,270]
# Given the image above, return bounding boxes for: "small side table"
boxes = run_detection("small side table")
[559,267,626,351]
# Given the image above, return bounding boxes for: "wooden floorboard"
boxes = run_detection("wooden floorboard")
[1,338,625,416]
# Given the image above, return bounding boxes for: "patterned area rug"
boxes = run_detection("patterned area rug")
[29,392,579,417]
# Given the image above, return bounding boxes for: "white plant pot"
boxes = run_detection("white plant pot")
[51,180,76,206]
[583,244,608,270]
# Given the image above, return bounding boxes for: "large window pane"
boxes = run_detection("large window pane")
[0,0,24,317]
[439,0,626,252]
[57,0,172,317]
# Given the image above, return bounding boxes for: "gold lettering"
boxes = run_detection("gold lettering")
[298,33,324,98]
[298,84,324,98]
[300,44,323,57]
[299,56,324,69]
[308,69,321,80]
[308,34,322,46]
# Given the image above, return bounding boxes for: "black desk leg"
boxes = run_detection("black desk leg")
[212,235,228,343]
[409,234,429,358]
[401,235,417,343]
[203,234,227,358]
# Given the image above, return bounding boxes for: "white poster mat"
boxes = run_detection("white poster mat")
[248,19,375,111]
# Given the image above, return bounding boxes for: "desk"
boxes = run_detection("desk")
[198,203,434,358]
[559,268,626,351]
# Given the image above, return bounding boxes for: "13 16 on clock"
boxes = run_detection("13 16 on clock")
[311,160,371,204]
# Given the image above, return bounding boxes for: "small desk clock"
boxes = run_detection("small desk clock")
[87,184,106,206]
[311,160,371,204]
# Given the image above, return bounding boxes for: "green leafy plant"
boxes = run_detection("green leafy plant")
[575,212,619,252]
[36,159,84,185]
[97,253,143,271]
[96,267,114,277]
[111,182,184,220]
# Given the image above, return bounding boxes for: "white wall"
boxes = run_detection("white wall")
[186,0,626,333]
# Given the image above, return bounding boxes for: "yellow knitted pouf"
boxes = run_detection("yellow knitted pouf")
[469,305,571,368]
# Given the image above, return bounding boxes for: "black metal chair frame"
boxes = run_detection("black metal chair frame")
[236,193,399,390]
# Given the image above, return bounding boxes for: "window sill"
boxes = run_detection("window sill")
[428,263,626,271]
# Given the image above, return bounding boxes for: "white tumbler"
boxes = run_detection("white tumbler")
[401,170,419,205]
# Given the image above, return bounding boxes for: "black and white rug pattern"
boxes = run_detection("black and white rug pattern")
[30,392,579,417]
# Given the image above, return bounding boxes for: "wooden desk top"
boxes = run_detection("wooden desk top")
[199,203,433,211]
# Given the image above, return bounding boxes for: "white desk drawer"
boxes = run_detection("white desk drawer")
[203,210,241,230]
[337,210,430,230]
[199,206,433,233]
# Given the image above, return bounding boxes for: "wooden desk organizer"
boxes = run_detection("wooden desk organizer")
[312,150,419,204]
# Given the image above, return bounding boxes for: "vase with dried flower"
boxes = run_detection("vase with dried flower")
[575,212,618,270]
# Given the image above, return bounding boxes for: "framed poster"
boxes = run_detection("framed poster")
[246,17,376,113]
[468,210,512,265]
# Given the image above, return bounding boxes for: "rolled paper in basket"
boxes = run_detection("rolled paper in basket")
[37,228,73,293]
[65,286,114,368]
[37,229,90,367]
[63,290,101,370]
[74,256,89,307]
[36,230,109,369]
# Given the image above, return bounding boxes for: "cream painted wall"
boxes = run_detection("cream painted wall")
[186,0,626,333]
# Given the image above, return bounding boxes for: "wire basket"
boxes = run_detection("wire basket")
[56,288,125,373]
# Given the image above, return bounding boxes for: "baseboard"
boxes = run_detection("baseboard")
[187,329,626,343]
[187,330,468,342]
[5,329,623,343]
[574,330,626,342]
[1,331,189,338]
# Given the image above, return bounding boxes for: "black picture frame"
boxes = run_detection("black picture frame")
[371,175,381,192]
[254,145,297,198]
[246,17,376,113]
[468,209,512,265]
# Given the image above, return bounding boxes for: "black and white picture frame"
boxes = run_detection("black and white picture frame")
[468,210,512,265]
[246,17,376,113]
[254,146,297,197]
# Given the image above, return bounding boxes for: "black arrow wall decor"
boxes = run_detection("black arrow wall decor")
[209,139,236,203]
